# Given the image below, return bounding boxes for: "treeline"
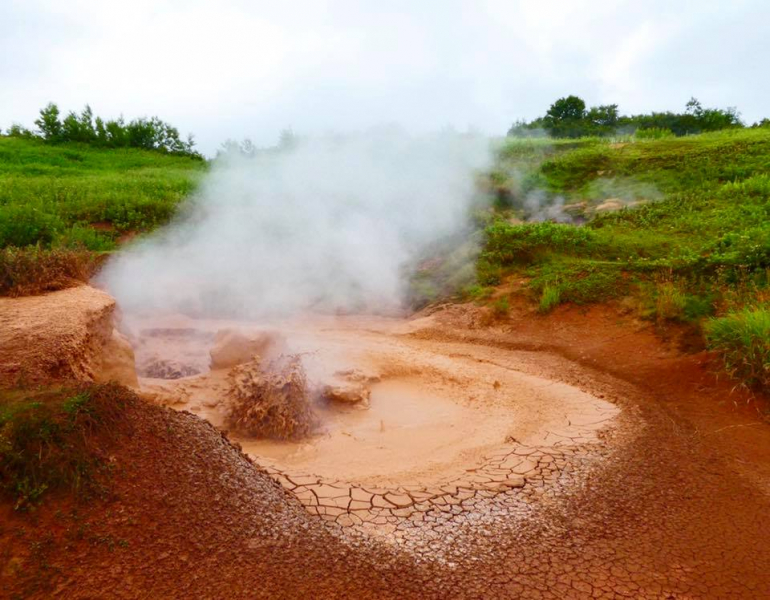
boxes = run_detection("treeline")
[4,103,201,157]
[509,95,769,139]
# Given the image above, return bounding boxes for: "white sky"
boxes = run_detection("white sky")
[1,0,767,154]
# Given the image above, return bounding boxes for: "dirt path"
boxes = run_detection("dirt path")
[2,294,770,598]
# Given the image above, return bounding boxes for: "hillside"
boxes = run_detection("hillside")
[0,136,205,250]
[471,128,770,391]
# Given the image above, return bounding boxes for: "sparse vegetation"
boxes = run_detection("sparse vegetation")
[0,383,134,509]
[705,306,770,390]
[1,246,100,296]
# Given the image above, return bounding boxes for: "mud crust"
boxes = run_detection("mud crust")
[2,297,770,598]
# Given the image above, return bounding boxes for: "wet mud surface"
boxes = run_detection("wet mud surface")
[134,315,623,537]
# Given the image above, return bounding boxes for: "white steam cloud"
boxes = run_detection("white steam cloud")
[99,130,491,319]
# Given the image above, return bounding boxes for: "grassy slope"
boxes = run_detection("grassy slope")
[0,136,205,250]
[478,128,770,390]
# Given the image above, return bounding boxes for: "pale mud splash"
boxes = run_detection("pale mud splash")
[129,312,620,532]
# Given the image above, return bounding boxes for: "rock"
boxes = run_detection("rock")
[562,201,588,216]
[594,198,625,213]
[322,383,371,407]
[209,329,286,370]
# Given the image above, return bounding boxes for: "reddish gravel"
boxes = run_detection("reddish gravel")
[2,297,770,599]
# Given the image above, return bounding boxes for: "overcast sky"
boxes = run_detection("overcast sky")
[1,0,767,154]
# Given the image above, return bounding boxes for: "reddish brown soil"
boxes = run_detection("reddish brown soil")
[2,296,770,598]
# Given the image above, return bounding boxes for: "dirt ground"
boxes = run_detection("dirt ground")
[2,290,770,598]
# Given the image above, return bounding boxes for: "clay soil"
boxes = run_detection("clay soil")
[2,294,770,598]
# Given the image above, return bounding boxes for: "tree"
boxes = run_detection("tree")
[6,123,35,138]
[586,104,619,129]
[278,128,298,150]
[546,95,587,122]
[543,95,587,138]
[34,102,63,141]
[61,105,97,143]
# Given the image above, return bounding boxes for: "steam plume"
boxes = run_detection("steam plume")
[99,129,491,318]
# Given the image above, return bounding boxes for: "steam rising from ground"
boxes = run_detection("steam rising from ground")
[100,131,491,318]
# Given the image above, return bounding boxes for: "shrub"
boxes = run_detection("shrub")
[55,224,116,252]
[482,221,598,267]
[463,284,494,302]
[491,296,510,317]
[0,246,99,296]
[0,205,63,247]
[654,282,688,321]
[538,285,561,313]
[705,306,770,390]
[705,227,770,272]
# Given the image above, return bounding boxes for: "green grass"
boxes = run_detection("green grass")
[0,136,205,250]
[705,306,770,390]
[0,383,134,509]
[478,128,770,388]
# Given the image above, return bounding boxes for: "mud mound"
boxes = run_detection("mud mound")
[0,285,137,386]
[210,329,286,370]
[321,382,371,407]
[225,356,317,440]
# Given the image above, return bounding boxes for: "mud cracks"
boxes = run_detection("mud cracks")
[131,313,625,546]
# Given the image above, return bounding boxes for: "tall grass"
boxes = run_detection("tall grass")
[0,136,205,250]
[705,306,770,390]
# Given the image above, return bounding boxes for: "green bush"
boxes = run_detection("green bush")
[705,306,770,390]
[0,205,63,247]
[491,296,510,316]
[482,221,598,267]
[538,285,561,313]
[55,224,115,251]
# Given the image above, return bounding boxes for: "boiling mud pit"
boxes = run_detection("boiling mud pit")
[130,313,619,528]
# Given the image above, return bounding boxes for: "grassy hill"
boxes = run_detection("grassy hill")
[0,136,205,250]
[474,128,770,390]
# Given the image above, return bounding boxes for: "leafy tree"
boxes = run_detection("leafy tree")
[34,102,63,141]
[6,123,35,138]
[586,104,619,130]
[546,96,587,122]
[542,96,587,138]
[61,105,97,143]
[279,128,298,150]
